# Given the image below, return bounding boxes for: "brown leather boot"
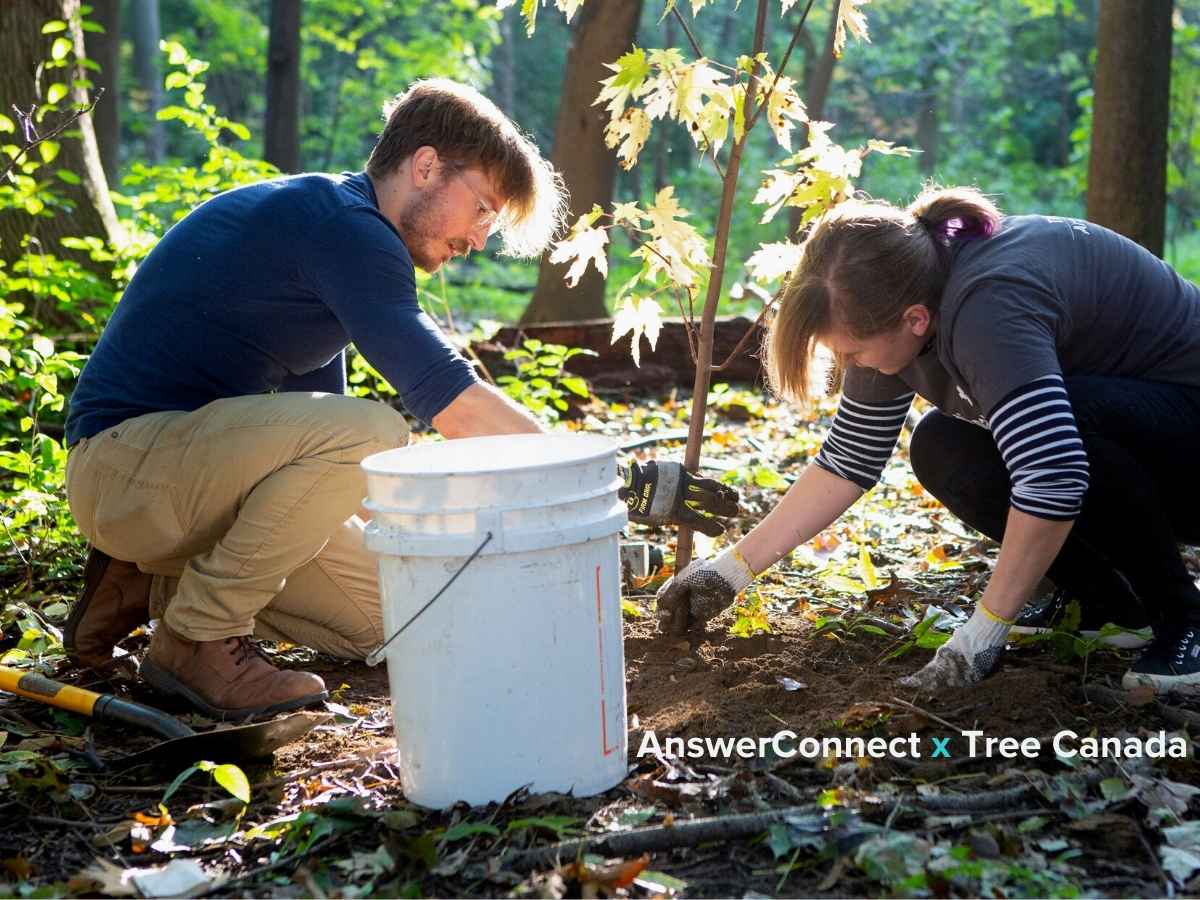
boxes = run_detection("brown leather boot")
[141,624,328,720]
[64,547,153,670]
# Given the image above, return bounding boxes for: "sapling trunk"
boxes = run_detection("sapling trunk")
[670,0,771,634]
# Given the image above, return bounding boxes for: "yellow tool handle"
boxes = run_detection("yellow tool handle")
[0,664,193,740]
[0,664,100,716]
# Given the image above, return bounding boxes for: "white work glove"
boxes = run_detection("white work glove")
[898,604,1011,694]
[656,546,756,630]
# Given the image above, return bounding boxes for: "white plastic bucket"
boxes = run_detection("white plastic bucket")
[361,433,629,808]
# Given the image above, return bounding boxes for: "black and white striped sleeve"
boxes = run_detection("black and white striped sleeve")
[814,393,914,491]
[987,374,1089,521]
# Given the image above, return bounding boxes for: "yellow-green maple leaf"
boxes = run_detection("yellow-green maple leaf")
[520,0,539,36]
[554,0,585,23]
[693,91,735,153]
[611,296,664,367]
[548,208,609,286]
[745,241,803,283]
[641,49,687,121]
[611,200,645,226]
[670,60,729,126]
[594,47,652,117]
[760,72,807,150]
[752,168,803,223]
[604,108,652,169]
[864,139,912,157]
[637,187,710,288]
[833,0,870,58]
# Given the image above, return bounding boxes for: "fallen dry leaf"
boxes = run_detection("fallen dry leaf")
[3,857,32,879]
[561,854,650,897]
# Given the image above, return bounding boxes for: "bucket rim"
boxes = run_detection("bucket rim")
[361,432,620,478]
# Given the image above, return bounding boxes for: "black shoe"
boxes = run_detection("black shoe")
[1010,590,1152,649]
[1122,625,1200,695]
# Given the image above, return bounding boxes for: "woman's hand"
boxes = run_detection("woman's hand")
[898,604,1011,693]
[656,546,755,629]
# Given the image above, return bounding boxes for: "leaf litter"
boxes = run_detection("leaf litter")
[2,386,1199,897]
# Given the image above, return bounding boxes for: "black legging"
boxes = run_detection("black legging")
[909,376,1200,630]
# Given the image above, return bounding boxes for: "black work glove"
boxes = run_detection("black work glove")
[618,460,740,537]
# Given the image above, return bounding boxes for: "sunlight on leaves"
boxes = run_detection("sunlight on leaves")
[548,208,609,286]
[834,0,871,58]
[745,240,803,283]
[611,297,664,367]
[858,544,880,590]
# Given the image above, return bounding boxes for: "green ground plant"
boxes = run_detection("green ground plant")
[496,338,596,421]
[0,36,279,608]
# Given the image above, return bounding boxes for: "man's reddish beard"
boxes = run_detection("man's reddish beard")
[396,180,469,272]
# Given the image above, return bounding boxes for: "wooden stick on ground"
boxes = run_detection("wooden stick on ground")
[1082,682,1200,730]
[884,697,968,734]
[503,805,819,869]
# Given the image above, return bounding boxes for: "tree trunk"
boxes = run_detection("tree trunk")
[130,0,164,163]
[88,0,120,184]
[1055,0,1072,167]
[264,0,303,173]
[788,0,837,237]
[1086,0,1173,256]
[916,71,939,175]
[804,0,838,121]
[520,0,644,325]
[0,0,122,277]
[671,0,770,591]
[495,12,517,117]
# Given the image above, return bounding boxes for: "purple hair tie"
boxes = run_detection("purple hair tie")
[919,214,998,241]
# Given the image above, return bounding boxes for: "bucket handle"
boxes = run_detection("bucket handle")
[364,531,494,667]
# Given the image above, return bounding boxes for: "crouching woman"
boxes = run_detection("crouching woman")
[657,186,1200,695]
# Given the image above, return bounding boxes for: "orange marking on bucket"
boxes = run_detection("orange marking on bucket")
[596,565,618,756]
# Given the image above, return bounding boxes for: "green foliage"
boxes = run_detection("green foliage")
[853,833,1084,898]
[0,597,66,667]
[720,464,790,491]
[882,610,950,661]
[300,0,500,169]
[528,0,904,346]
[1167,8,1200,271]
[1,7,99,224]
[0,277,89,581]
[347,349,398,400]
[153,0,499,172]
[1,33,288,595]
[496,338,596,421]
[709,382,767,420]
[729,588,772,637]
[113,41,278,242]
[164,760,252,807]
[503,815,583,838]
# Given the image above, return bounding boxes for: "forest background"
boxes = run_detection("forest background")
[2,5,1200,894]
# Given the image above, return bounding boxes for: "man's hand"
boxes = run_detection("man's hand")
[898,605,1011,694]
[656,546,755,630]
[620,460,739,537]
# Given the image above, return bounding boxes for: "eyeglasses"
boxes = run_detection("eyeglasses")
[451,169,500,234]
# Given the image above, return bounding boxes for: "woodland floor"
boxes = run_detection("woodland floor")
[3,384,1200,898]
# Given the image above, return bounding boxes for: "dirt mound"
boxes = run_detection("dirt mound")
[625,613,1152,762]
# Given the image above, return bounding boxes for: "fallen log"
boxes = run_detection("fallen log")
[470,315,768,389]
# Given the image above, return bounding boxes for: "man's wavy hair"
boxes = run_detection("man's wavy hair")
[366,78,567,258]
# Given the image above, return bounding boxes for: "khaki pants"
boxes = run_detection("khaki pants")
[65,393,409,659]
